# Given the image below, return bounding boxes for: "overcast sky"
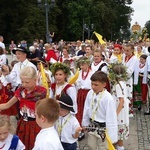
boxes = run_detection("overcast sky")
[131,0,150,28]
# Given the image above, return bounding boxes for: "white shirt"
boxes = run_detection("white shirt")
[5,59,37,87]
[0,134,25,150]
[0,54,7,66]
[91,61,108,73]
[33,126,64,150]
[82,89,118,143]
[0,42,5,49]
[50,82,77,114]
[112,81,130,125]
[143,55,150,83]
[76,69,94,90]
[55,113,80,144]
[122,55,139,85]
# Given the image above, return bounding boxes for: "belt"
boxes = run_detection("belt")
[90,118,106,127]
[21,116,35,121]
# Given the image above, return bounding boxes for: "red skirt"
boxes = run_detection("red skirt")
[17,118,41,150]
[0,84,18,116]
[142,84,148,103]
[76,89,90,125]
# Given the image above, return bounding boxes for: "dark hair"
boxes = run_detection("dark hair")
[140,54,147,60]
[90,71,108,83]
[11,60,18,68]
[0,47,4,55]
[148,46,150,53]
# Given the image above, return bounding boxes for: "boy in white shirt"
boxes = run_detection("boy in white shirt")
[82,71,118,150]
[55,94,82,150]
[33,98,64,150]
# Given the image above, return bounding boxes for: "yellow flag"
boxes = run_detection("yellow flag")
[68,69,79,84]
[93,31,106,45]
[105,131,116,150]
[40,62,49,98]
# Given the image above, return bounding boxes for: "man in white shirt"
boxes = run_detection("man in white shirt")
[1,46,36,88]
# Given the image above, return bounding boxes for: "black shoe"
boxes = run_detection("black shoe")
[138,105,142,111]
[78,132,85,141]
[144,111,150,115]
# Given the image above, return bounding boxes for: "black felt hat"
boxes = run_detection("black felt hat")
[58,94,74,112]
[12,45,29,55]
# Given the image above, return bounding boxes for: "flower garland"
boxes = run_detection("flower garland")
[108,62,129,84]
[50,62,71,75]
[75,56,91,68]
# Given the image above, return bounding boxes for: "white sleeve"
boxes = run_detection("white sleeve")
[105,95,118,143]
[16,139,25,150]
[82,91,91,127]
[66,86,77,114]
[115,83,124,98]
[5,65,18,84]
[133,60,139,85]
[101,65,108,74]
[143,57,148,84]
[50,58,57,64]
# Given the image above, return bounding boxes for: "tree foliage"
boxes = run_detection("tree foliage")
[0,0,134,43]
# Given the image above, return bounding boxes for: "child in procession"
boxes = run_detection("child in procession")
[108,63,129,150]
[0,66,47,149]
[33,98,64,150]
[82,71,118,150]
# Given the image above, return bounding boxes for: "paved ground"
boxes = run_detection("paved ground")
[6,54,150,150]
[78,105,150,150]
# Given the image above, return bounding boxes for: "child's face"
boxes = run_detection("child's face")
[80,63,89,71]
[59,107,69,116]
[94,52,101,63]
[21,77,36,91]
[37,62,45,71]
[54,70,67,85]
[91,81,106,94]
[16,51,26,62]
[140,57,146,64]
[0,125,9,142]
[113,48,121,55]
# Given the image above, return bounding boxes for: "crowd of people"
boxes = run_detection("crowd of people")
[0,36,150,150]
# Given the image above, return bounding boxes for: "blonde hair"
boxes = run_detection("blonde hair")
[0,115,17,134]
[20,66,37,79]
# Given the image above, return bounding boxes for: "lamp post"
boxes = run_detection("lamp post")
[37,0,55,43]
[84,23,94,40]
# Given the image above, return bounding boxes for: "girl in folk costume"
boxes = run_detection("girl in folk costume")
[0,115,25,150]
[37,58,52,87]
[91,49,110,92]
[91,49,108,73]
[133,54,148,109]
[63,59,74,82]
[122,44,139,116]
[0,67,47,150]
[85,45,93,64]
[108,63,129,150]
[134,46,143,59]
[0,65,18,116]
[59,46,75,73]
[50,62,77,114]
[75,57,94,141]
[109,44,123,63]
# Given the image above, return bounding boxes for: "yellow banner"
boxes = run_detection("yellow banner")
[93,31,106,45]
[40,62,49,98]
